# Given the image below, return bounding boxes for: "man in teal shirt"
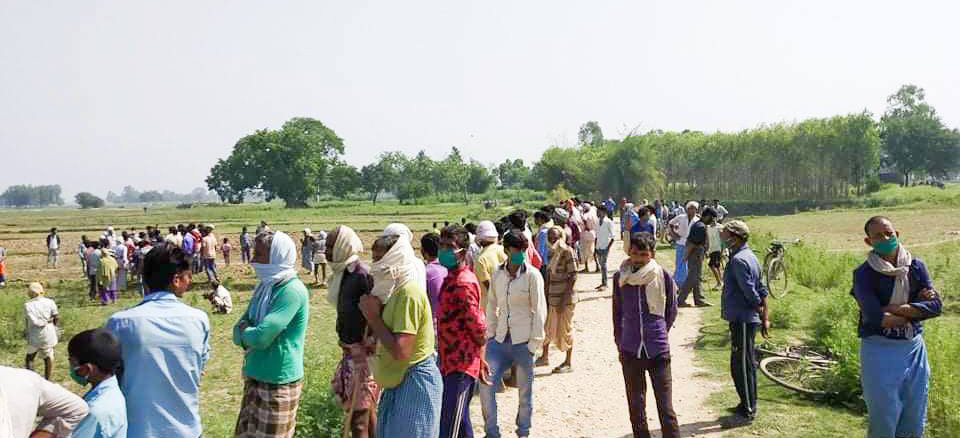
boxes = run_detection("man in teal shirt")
[233,231,309,437]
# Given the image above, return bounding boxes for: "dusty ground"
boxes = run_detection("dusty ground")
[469,239,728,438]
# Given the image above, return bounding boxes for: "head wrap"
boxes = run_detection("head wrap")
[685,201,700,211]
[326,226,364,306]
[381,223,413,243]
[378,223,426,295]
[476,220,498,242]
[247,232,299,325]
[28,282,44,297]
[370,234,422,302]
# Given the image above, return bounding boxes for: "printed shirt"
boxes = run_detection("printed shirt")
[852,258,942,339]
[720,244,769,323]
[486,262,547,355]
[105,292,210,438]
[374,280,436,389]
[71,375,128,438]
[546,245,578,306]
[437,266,486,377]
[24,296,59,348]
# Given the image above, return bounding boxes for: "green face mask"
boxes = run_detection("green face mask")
[438,248,459,269]
[69,366,89,386]
[872,235,899,256]
[509,251,525,265]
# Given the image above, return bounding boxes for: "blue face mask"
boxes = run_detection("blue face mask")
[509,251,525,265]
[872,235,899,256]
[438,248,460,269]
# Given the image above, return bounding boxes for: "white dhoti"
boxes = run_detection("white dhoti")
[580,230,596,270]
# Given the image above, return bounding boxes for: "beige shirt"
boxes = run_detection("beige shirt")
[0,366,88,437]
[201,234,217,259]
[485,262,547,355]
[24,296,58,348]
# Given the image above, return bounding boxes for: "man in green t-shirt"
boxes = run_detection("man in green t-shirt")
[359,233,442,437]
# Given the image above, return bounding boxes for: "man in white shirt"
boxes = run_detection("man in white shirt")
[46,228,60,268]
[0,365,88,437]
[580,202,600,273]
[24,282,59,380]
[713,200,729,222]
[595,205,616,291]
[668,201,700,287]
[204,281,233,314]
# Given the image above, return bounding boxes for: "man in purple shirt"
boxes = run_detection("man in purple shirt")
[612,232,679,438]
[421,233,448,326]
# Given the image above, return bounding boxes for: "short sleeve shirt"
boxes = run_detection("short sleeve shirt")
[687,221,707,246]
[474,243,507,306]
[24,297,59,348]
[374,281,436,389]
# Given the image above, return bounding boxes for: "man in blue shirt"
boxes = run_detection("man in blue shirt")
[852,216,942,438]
[718,220,769,429]
[105,243,210,438]
[68,328,127,438]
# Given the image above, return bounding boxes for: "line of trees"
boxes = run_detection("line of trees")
[205,85,959,207]
[0,185,64,207]
[105,186,220,204]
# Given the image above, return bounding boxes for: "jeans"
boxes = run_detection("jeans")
[673,245,687,286]
[479,335,534,437]
[203,258,219,282]
[730,322,759,418]
[621,353,679,438]
[596,248,610,286]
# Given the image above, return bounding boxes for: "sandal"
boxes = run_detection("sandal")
[552,364,574,374]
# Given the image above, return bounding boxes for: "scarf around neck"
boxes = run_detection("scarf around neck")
[248,232,299,325]
[619,259,667,317]
[326,226,364,306]
[866,246,913,307]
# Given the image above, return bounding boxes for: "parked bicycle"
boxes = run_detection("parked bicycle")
[762,238,801,298]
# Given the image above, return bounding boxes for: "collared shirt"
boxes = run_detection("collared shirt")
[721,244,768,323]
[486,262,547,355]
[71,375,128,438]
[105,292,210,438]
[597,216,615,250]
[24,296,58,348]
[474,243,507,310]
[852,258,942,339]
[1,365,89,438]
[437,266,485,378]
[668,214,699,246]
[424,260,448,322]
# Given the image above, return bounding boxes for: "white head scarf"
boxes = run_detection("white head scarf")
[326,225,364,306]
[379,223,426,295]
[370,233,422,302]
[381,223,414,243]
[248,231,299,325]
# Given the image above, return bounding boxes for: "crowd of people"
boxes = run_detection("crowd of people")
[0,200,945,438]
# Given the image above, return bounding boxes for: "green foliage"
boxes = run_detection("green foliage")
[495,159,532,189]
[0,184,64,207]
[326,163,361,199]
[548,184,573,204]
[360,151,405,204]
[74,192,104,209]
[206,117,345,207]
[864,176,883,194]
[881,85,960,185]
[578,120,604,147]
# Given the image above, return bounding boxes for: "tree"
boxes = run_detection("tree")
[496,159,531,188]
[0,185,63,207]
[75,192,105,209]
[578,121,604,147]
[881,85,960,185]
[327,162,361,199]
[466,160,495,194]
[138,191,163,203]
[360,151,405,203]
[206,117,345,207]
[437,147,470,202]
[395,151,434,203]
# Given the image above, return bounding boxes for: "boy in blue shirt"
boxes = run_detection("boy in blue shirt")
[69,328,127,438]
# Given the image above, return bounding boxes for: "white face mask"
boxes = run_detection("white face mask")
[370,268,397,302]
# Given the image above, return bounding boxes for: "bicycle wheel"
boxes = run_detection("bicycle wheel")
[760,356,834,396]
[767,259,788,298]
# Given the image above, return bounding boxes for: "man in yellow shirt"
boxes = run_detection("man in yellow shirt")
[473,220,507,310]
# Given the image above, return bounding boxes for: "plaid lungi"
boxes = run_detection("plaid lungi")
[234,378,304,438]
[331,345,380,410]
[377,354,443,438]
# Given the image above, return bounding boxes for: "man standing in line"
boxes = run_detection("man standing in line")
[436,225,488,438]
[24,282,59,380]
[595,205,615,291]
[106,243,211,438]
[668,201,699,287]
[613,232,680,438]
[46,227,60,269]
[718,220,770,429]
[233,231,309,437]
[677,207,713,308]
[422,232,448,330]
[85,241,101,299]
[539,226,578,373]
[852,216,942,438]
[580,202,599,273]
[532,211,553,283]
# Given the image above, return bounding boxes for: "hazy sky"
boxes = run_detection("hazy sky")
[2,1,958,199]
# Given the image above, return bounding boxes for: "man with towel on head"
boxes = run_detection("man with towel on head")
[327,225,379,438]
[359,229,442,437]
[233,231,310,438]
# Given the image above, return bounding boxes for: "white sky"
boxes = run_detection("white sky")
[2,1,958,199]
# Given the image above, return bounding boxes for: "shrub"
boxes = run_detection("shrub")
[864,176,883,194]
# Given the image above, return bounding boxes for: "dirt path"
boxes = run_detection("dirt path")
[469,239,728,437]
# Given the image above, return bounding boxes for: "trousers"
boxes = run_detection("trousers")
[620,353,680,438]
[860,335,929,438]
[677,247,705,305]
[596,248,610,286]
[729,322,758,418]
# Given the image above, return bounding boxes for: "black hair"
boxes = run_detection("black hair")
[432,222,438,229]
[533,211,549,223]
[421,232,441,257]
[701,207,718,218]
[443,221,450,227]
[864,216,891,236]
[242,226,248,232]
[464,222,477,234]
[68,328,122,374]
[630,232,657,252]
[503,230,529,251]
[598,204,608,212]
[373,234,399,253]
[493,220,507,237]
[441,225,471,250]
[142,242,190,293]
[508,210,528,229]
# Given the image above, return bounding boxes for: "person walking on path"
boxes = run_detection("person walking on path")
[97,247,119,305]
[538,226,578,373]
[106,242,211,438]
[613,232,680,438]
[595,205,615,291]
[67,328,128,438]
[436,225,489,438]
[326,225,379,438]
[233,231,309,438]
[46,227,61,268]
[718,220,770,429]
[677,207,713,308]
[24,282,59,380]
[359,233,442,437]
[668,201,699,286]
[479,230,547,438]
[853,216,942,438]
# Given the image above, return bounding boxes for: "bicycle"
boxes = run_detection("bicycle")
[757,343,837,397]
[762,238,800,298]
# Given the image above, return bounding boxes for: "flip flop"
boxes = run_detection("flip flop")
[552,364,573,374]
